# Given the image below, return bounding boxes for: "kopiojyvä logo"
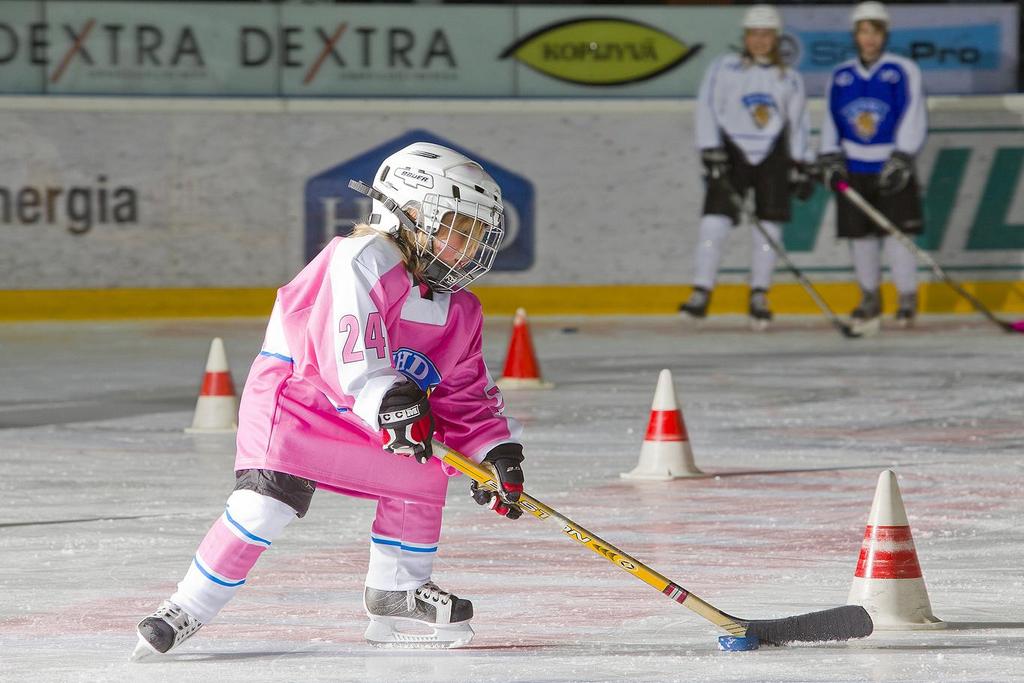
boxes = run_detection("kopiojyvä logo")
[304,129,534,270]
[499,17,702,86]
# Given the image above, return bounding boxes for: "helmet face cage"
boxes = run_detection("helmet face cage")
[412,193,504,293]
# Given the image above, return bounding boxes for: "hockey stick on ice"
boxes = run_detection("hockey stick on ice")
[837,181,1024,334]
[725,184,861,339]
[433,441,873,645]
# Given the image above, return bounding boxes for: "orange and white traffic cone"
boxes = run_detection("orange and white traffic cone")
[621,369,704,480]
[185,337,238,434]
[847,470,944,629]
[496,308,553,389]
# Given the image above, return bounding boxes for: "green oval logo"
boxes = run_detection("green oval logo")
[499,17,702,86]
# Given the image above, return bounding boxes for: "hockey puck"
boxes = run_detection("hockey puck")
[718,635,759,651]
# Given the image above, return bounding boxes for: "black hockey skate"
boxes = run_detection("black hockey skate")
[679,287,711,320]
[748,288,773,331]
[896,292,917,328]
[363,580,474,648]
[131,600,203,661]
[850,288,882,336]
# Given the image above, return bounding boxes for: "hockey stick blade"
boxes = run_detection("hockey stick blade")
[738,605,873,645]
[834,320,861,339]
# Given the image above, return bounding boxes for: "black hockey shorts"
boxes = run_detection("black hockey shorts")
[836,172,924,239]
[234,468,317,518]
[703,134,793,224]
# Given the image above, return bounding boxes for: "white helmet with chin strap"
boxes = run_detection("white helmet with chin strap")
[348,142,505,293]
[742,4,783,31]
[850,1,890,28]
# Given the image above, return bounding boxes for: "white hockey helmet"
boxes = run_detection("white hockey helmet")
[850,1,890,28]
[348,142,505,293]
[742,4,783,31]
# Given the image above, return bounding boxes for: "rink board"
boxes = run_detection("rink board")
[1,95,1023,318]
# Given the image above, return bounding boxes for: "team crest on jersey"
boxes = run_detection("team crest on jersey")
[879,68,902,83]
[841,98,890,142]
[393,348,442,391]
[742,93,777,129]
[834,71,855,88]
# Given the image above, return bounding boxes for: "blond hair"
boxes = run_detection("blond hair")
[349,223,427,282]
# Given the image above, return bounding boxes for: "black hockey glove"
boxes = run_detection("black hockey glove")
[378,381,434,464]
[790,162,815,201]
[878,151,914,196]
[816,152,848,191]
[701,147,730,191]
[470,443,525,520]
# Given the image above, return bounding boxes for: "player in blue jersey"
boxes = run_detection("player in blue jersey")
[817,1,927,330]
[679,5,813,331]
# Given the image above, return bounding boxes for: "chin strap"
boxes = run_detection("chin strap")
[347,179,419,234]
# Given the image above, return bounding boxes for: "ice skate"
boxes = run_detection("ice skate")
[850,288,881,336]
[679,287,710,321]
[896,292,917,328]
[363,580,474,649]
[748,288,773,332]
[131,600,203,661]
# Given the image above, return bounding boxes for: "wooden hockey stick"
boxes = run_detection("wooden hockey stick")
[725,184,861,339]
[434,441,873,645]
[837,181,1024,334]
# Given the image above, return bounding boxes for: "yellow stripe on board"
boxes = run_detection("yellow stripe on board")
[1,281,1022,321]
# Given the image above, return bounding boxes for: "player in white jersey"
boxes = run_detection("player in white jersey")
[817,2,927,329]
[679,5,813,330]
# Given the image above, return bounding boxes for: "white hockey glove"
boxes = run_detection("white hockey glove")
[878,151,914,196]
[816,152,848,192]
[470,443,525,520]
[378,381,434,464]
[701,147,730,191]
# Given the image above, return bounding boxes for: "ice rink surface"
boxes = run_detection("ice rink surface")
[1,314,1023,682]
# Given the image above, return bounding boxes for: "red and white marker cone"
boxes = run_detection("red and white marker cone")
[186,337,238,434]
[621,369,704,480]
[497,308,553,389]
[847,470,944,629]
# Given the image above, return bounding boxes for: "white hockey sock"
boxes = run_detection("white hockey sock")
[884,235,919,296]
[170,490,297,624]
[750,220,781,291]
[849,237,883,292]
[365,499,442,592]
[691,214,733,290]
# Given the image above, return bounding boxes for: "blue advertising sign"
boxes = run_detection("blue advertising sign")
[303,129,534,272]
[794,24,1000,72]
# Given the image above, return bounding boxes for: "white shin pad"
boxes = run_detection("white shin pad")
[691,214,733,290]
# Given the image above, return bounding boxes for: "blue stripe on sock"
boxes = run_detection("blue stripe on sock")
[370,536,437,553]
[224,507,271,546]
[259,351,293,363]
[193,557,245,587]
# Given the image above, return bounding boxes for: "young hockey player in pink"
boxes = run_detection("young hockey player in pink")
[133,142,526,658]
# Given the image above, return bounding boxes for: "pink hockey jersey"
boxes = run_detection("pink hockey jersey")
[234,233,522,507]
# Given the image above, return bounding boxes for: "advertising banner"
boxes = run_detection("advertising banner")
[503,7,739,97]
[0,3,1016,97]
[780,4,1018,96]
[2,98,1023,292]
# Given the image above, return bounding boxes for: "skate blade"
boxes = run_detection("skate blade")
[850,316,881,337]
[365,616,474,649]
[130,635,159,662]
[749,317,770,332]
